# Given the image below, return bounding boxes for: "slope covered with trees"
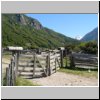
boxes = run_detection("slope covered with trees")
[2,14,79,49]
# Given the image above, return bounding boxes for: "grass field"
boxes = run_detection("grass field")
[59,67,98,79]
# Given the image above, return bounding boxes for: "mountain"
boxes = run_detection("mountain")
[81,27,98,42]
[2,14,79,49]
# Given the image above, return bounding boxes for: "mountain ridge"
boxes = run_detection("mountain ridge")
[2,14,79,49]
[81,27,98,42]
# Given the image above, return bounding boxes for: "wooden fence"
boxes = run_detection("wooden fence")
[6,53,18,86]
[18,50,61,79]
[4,49,62,85]
[70,53,98,69]
[3,48,98,86]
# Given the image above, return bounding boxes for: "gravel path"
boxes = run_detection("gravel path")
[30,72,98,86]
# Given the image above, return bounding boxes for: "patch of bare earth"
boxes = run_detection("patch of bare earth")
[30,72,98,86]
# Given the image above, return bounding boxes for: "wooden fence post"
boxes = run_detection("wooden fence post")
[60,50,63,67]
[55,58,57,73]
[46,55,49,76]
[6,67,10,86]
[33,52,36,78]
[70,54,75,68]
[14,53,17,78]
[47,52,51,76]
[8,63,11,86]
[11,57,15,86]
[65,49,68,67]
[15,52,19,78]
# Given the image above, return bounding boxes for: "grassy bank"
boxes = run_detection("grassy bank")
[3,76,40,86]
[59,67,98,79]
[15,77,40,86]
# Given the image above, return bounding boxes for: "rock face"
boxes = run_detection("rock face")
[81,27,98,42]
[19,14,27,25]
[12,14,43,29]
[30,19,43,30]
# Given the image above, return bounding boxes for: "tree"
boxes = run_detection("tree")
[65,43,75,54]
[79,41,98,54]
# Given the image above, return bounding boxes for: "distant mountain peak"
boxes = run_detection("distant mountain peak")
[81,27,98,42]
[75,35,82,40]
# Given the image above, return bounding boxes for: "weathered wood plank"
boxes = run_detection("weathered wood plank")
[70,53,98,69]
[19,54,33,58]
[18,64,33,67]
[75,63,98,67]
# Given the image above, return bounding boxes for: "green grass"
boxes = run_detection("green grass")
[59,67,98,79]
[15,77,40,86]
[3,75,40,86]
[63,57,70,67]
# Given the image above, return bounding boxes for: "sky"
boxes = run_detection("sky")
[26,14,98,39]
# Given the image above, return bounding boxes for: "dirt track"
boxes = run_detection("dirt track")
[30,72,98,86]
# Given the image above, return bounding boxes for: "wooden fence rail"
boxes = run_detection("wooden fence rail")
[70,53,98,69]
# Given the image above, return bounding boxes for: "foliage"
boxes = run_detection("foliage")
[64,41,98,54]
[2,14,79,49]
[79,41,98,54]
[64,43,76,54]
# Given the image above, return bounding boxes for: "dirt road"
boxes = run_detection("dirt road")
[30,72,98,86]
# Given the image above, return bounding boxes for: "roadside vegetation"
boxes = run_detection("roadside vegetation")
[3,75,40,86]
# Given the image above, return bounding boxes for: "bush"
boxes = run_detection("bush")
[79,41,98,54]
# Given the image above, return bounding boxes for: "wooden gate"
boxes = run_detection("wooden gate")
[18,50,61,79]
